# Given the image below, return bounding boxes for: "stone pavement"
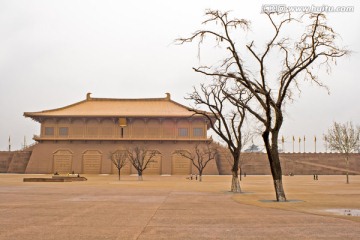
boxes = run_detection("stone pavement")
[0,174,359,239]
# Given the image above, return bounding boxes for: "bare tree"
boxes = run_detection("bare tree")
[177,10,348,201]
[324,122,360,184]
[109,150,128,181]
[174,143,217,182]
[187,80,250,192]
[126,146,158,181]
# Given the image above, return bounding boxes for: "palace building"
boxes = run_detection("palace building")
[1,93,356,176]
[23,93,219,175]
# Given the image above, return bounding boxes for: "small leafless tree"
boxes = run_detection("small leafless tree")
[109,150,128,181]
[177,10,348,201]
[324,122,360,184]
[187,80,250,192]
[126,146,158,181]
[175,143,217,182]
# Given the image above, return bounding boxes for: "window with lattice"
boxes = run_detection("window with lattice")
[178,128,189,137]
[193,128,203,137]
[59,127,69,136]
[45,127,54,136]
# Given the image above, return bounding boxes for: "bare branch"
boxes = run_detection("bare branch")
[324,121,360,183]
[174,143,217,181]
[126,145,159,181]
[178,9,348,200]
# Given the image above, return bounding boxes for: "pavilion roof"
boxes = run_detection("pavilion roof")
[24,93,213,121]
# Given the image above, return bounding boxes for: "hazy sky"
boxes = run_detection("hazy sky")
[0,0,359,152]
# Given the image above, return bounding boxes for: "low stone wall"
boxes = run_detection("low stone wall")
[3,147,360,175]
[279,153,360,175]
[217,152,360,175]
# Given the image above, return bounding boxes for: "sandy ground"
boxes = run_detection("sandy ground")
[0,174,359,239]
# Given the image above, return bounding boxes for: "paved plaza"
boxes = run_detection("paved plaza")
[0,174,359,239]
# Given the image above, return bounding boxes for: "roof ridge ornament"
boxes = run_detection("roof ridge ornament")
[86,93,92,100]
[165,92,171,100]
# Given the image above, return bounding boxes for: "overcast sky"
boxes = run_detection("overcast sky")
[0,0,359,152]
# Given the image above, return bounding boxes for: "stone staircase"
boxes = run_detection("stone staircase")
[0,143,37,173]
[7,151,32,173]
[0,152,14,172]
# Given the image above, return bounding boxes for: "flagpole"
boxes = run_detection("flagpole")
[23,136,27,149]
[324,136,327,153]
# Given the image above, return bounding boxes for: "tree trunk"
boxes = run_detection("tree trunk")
[199,174,202,182]
[263,130,287,202]
[231,170,241,193]
[138,171,143,181]
[231,152,241,193]
[346,156,349,184]
[239,166,242,181]
[118,168,121,181]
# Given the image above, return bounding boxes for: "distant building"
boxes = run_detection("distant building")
[244,144,262,153]
[23,93,219,175]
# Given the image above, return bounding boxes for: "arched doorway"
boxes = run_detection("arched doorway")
[53,149,73,174]
[82,150,102,174]
[172,150,191,175]
[143,151,162,175]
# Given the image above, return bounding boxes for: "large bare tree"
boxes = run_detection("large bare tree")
[126,146,158,181]
[109,150,128,181]
[187,80,250,192]
[177,10,348,201]
[174,143,217,182]
[324,122,360,184]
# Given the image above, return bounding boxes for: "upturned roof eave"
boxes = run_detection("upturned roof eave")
[23,113,212,118]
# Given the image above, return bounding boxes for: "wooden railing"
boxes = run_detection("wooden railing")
[32,135,212,142]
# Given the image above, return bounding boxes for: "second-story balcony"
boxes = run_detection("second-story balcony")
[32,134,211,142]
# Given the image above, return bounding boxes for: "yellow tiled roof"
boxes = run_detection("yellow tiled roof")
[24,93,210,118]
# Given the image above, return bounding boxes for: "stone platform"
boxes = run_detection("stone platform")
[23,176,87,182]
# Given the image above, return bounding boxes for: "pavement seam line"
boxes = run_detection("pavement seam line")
[134,192,171,240]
